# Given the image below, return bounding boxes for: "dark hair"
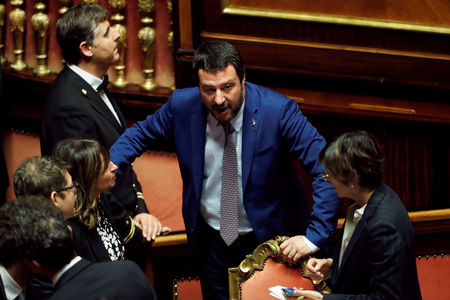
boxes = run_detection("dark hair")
[0,195,74,269]
[320,131,384,189]
[13,156,70,199]
[52,138,110,229]
[56,3,107,65]
[193,40,245,83]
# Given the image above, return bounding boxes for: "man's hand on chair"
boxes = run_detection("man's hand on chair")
[280,235,312,266]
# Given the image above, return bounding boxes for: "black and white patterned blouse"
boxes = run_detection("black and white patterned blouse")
[96,207,125,261]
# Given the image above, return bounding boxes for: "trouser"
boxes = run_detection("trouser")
[195,216,258,300]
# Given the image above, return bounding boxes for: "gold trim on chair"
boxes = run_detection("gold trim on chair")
[228,236,330,300]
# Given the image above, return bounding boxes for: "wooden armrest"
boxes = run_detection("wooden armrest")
[152,232,187,247]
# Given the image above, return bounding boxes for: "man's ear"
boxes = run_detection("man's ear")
[79,41,93,57]
[31,259,41,269]
[50,191,60,207]
[28,259,54,279]
[22,258,42,275]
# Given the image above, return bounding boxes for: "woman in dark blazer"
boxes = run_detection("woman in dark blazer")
[53,139,133,262]
[294,131,421,300]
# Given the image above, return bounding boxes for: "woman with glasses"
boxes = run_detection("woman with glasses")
[53,138,128,262]
[292,131,421,299]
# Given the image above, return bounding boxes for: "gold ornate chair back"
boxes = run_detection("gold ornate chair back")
[228,236,330,300]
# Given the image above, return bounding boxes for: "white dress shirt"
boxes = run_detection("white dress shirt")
[339,202,367,268]
[0,264,23,300]
[68,64,122,126]
[51,256,82,286]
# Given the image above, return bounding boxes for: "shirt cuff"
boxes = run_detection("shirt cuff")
[304,236,320,253]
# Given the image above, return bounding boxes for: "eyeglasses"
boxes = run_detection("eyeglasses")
[322,170,330,181]
[56,182,79,195]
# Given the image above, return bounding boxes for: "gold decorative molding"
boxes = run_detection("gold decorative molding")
[228,236,330,300]
[57,0,72,16]
[109,0,128,87]
[138,0,156,91]
[9,0,27,71]
[167,0,175,91]
[31,0,50,76]
[220,1,450,35]
[0,1,6,64]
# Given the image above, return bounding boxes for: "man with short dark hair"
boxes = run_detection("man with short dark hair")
[13,156,76,220]
[110,40,341,299]
[0,195,156,300]
[40,3,163,263]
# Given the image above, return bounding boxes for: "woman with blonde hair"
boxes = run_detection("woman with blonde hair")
[53,138,132,262]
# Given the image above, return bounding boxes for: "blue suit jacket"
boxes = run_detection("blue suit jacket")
[325,184,421,299]
[110,82,340,253]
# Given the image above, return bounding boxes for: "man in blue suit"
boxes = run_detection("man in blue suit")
[110,40,341,299]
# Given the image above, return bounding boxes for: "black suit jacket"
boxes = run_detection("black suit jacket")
[324,184,421,299]
[40,66,147,244]
[40,66,148,217]
[49,259,156,300]
[66,195,137,262]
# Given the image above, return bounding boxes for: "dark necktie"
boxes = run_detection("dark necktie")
[96,75,109,92]
[220,122,239,246]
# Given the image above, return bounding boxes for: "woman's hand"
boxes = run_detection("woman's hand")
[305,258,332,281]
[293,289,323,300]
[133,213,162,241]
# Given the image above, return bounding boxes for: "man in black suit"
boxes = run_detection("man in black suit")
[40,3,163,250]
[0,194,36,300]
[0,195,156,300]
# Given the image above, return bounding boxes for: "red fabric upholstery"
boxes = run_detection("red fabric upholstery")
[416,255,450,300]
[133,151,184,231]
[2,132,41,202]
[174,278,203,300]
[240,259,314,300]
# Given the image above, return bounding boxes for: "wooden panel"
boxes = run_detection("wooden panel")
[228,0,450,27]
[179,0,450,90]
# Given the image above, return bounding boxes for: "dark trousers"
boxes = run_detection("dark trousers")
[195,216,258,300]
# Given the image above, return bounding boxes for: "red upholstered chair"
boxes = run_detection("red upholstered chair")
[173,277,203,300]
[228,236,330,300]
[416,254,450,300]
[2,131,41,202]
